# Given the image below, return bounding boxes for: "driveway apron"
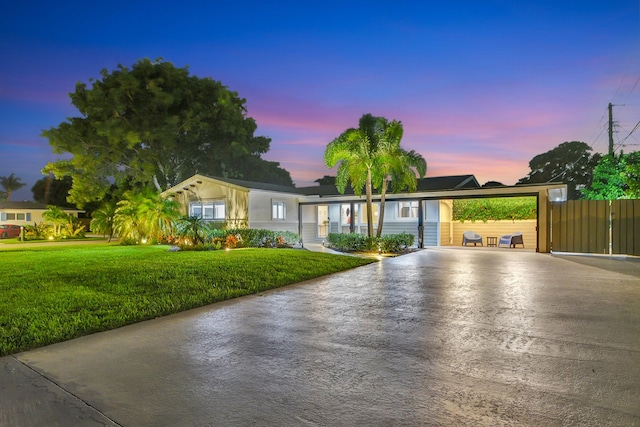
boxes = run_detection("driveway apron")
[2,248,639,426]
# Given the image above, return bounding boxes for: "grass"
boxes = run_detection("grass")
[0,244,374,356]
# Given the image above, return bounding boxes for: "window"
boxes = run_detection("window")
[5,213,15,220]
[272,201,285,220]
[360,203,379,224]
[190,201,226,220]
[398,201,419,218]
[17,213,25,221]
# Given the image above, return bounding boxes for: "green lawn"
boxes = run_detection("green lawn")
[0,244,374,356]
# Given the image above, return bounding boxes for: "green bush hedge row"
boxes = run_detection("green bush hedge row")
[452,197,536,222]
[176,228,300,250]
[326,232,415,253]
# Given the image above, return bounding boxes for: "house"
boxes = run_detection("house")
[0,201,83,226]
[161,174,567,253]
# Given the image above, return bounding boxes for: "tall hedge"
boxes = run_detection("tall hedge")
[452,197,536,222]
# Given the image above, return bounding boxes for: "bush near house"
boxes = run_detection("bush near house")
[169,226,300,251]
[327,232,414,253]
[22,221,86,241]
[453,197,536,222]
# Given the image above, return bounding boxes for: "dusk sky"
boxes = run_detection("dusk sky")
[2,1,640,202]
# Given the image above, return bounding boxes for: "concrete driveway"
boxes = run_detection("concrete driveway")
[2,248,639,426]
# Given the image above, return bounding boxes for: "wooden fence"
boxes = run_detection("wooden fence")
[551,200,640,256]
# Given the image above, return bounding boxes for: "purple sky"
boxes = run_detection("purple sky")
[2,1,640,202]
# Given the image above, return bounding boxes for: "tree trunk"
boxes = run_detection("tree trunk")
[376,179,388,237]
[152,175,162,192]
[365,168,374,238]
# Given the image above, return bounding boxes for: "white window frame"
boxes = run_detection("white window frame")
[190,200,226,221]
[398,201,419,219]
[272,201,286,220]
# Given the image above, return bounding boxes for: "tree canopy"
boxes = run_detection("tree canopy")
[31,175,74,207]
[42,58,292,207]
[581,152,640,200]
[517,141,601,200]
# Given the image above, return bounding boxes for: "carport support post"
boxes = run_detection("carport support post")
[298,204,303,248]
[418,200,424,248]
[349,202,355,234]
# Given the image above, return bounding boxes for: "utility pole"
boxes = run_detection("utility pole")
[608,102,614,156]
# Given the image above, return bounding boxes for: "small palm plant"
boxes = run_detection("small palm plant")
[175,215,209,246]
[113,189,181,244]
[90,200,117,242]
[42,206,72,238]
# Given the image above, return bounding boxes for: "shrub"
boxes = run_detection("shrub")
[23,222,52,240]
[453,197,536,222]
[327,232,415,253]
[378,233,414,253]
[327,233,368,252]
[173,228,299,251]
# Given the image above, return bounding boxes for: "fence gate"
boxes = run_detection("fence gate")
[551,199,640,256]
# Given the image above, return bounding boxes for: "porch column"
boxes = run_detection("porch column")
[418,199,424,248]
[350,202,355,233]
[298,204,303,248]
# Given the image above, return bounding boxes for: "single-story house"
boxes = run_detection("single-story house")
[161,174,567,253]
[0,201,83,226]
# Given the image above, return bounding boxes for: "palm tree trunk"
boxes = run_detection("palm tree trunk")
[376,179,388,237]
[365,168,374,238]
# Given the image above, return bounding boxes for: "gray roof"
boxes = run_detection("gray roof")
[208,176,301,194]
[0,201,82,211]
[0,201,49,210]
[208,174,480,196]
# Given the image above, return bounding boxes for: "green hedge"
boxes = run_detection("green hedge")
[326,232,414,253]
[452,197,536,222]
[178,228,299,250]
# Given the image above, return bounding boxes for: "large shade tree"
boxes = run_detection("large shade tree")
[42,58,293,207]
[517,141,601,200]
[581,152,640,200]
[324,114,426,237]
[31,175,74,207]
[0,173,26,201]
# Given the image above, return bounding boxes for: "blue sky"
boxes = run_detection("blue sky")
[2,1,640,201]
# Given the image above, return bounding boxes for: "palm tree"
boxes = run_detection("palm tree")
[42,205,71,237]
[114,189,180,243]
[325,114,427,238]
[0,173,26,201]
[325,114,380,237]
[373,120,427,236]
[136,188,181,242]
[114,192,147,242]
[90,200,117,242]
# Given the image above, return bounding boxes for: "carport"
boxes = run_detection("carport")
[297,182,567,253]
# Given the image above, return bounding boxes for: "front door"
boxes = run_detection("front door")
[317,205,329,238]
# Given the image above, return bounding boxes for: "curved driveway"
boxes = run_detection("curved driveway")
[2,248,640,426]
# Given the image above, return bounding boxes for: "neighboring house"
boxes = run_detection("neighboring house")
[0,201,83,226]
[162,174,567,253]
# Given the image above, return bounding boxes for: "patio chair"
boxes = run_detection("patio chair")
[498,232,524,248]
[462,231,483,246]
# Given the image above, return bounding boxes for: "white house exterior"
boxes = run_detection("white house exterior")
[0,202,83,226]
[162,174,567,253]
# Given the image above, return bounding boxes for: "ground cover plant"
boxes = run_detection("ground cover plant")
[0,244,374,356]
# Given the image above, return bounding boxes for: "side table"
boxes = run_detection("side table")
[486,236,497,247]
